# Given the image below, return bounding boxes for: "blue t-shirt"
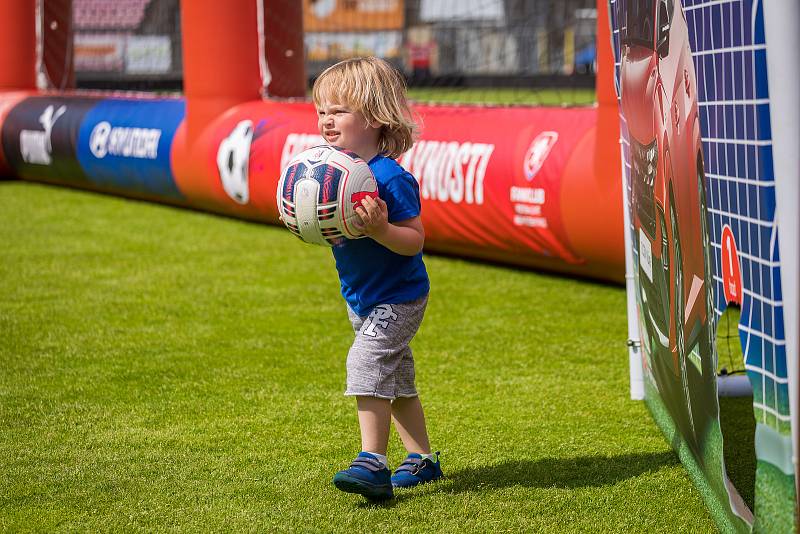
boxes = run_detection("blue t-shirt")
[332,155,429,317]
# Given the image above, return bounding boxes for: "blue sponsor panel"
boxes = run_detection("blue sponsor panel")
[77,98,185,199]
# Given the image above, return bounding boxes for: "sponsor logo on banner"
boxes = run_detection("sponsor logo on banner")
[398,140,494,205]
[76,98,185,198]
[1,96,97,183]
[523,131,558,181]
[89,121,162,160]
[19,105,67,165]
[509,131,558,229]
[510,186,547,228]
[280,134,494,206]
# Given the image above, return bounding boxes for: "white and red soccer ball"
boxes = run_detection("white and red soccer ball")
[277,145,378,246]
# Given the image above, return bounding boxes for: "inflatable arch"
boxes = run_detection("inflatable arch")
[0,0,624,284]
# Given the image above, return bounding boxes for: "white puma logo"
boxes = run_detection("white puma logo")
[19,104,67,165]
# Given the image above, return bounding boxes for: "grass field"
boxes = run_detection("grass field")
[0,181,718,532]
[407,87,596,106]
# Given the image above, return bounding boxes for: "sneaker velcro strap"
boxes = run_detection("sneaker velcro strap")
[350,457,385,472]
[395,457,426,474]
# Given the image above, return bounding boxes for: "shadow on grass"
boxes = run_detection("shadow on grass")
[719,395,756,511]
[353,451,680,507]
[443,452,679,493]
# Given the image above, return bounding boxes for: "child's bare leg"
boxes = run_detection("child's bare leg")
[356,396,392,455]
[391,396,431,454]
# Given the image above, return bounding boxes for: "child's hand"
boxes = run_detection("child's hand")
[354,196,389,237]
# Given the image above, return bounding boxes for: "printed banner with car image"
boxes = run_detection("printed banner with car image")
[612,0,797,531]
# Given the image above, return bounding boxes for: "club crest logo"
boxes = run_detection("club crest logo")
[523,131,558,181]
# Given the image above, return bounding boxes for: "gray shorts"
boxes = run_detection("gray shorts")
[345,295,428,400]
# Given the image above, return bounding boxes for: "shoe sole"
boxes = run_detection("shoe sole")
[333,473,393,501]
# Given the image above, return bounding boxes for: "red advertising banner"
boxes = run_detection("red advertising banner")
[171,100,623,281]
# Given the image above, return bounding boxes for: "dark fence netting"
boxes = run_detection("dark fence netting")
[59,0,596,104]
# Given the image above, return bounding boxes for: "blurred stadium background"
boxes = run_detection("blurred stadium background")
[64,0,598,102]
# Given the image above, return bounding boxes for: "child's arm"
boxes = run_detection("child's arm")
[354,196,424,256]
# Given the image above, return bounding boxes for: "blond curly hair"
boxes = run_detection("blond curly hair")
[312,57,418,159]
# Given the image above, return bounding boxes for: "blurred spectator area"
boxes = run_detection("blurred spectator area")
[308,0,597,88]
[74,0,151,28]
[73,0,182,90]
[69,0,597,91]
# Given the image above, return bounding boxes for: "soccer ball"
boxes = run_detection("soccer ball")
[277,145,378,246]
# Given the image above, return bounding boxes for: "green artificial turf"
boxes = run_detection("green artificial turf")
[0,181,717,532]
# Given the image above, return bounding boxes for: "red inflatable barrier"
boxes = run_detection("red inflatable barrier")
[0,92,32,177]
[0,0,623,283]
[172,100,623,281]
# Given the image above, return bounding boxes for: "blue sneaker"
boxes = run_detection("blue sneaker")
[333,452,393,501]
[391,452,443,488]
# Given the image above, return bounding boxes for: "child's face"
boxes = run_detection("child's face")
[316,100,381,160]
